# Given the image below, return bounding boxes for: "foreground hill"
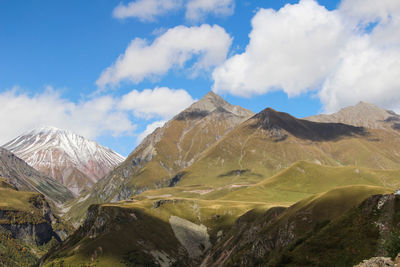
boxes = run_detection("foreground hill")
[65,92,254,223]
[0,148,73,205]
[0,178,71,266]
[40,183,397,266]
[3,126,125,195]
[201,185,397,266]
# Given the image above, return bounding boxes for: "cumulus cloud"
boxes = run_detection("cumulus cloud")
[120,87,195,119]
[212,0,347,97]
[212,0,400,113]
[0,87,136,144]
[319,36,400,113]
[137,120,166,143]
[0,86,195,146]
[320,0,400,112]
[97,24,232,88]
[339,0,400,25]
[113,0,182,21]
[186,0,235,21]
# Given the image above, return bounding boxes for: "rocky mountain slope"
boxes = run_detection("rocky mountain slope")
[0,148,73,205]
[0,178,71,266]
[173,107,400,191]
[307,101,400,130]
[3,126,125,195]
[66,92,254,223]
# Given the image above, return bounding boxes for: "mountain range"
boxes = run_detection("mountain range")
[3,91,400,266]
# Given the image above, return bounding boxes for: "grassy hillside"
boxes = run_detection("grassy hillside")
[42,161,400,266]
[42,198,270,266]
[177,111,400,190]
[43,184,396,266]
[202,185,393,266]
[131,161,400,208]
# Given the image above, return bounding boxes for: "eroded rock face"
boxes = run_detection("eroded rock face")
[169,216,211,258]
[0,223,59,245]
[0,194,62,246]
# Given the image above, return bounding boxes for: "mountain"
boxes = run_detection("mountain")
[307,101,400,129]
[173,106,400,190]
[0,148,73,204]
[65,91,254,223]
[3,126,125,195]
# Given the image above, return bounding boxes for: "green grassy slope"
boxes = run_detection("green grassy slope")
[132,161,400,209]
[177,110,400,190]
[42,198,270,266]
[202,185,393,266]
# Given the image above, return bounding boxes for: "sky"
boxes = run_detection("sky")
[1,0,400,157]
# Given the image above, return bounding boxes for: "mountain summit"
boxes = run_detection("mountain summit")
[307,102,400,129]
[3,126,125,195]
[175,91,253,120]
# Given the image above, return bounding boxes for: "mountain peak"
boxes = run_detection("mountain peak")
[175,91,253,121]
[187,91,227,112]
[307,102,400,129]
[3,127,125,195]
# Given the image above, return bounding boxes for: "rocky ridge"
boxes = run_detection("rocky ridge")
[0,148,73,204]
[307,101,400,130]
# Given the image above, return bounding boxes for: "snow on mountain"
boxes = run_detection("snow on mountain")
[2,126,125,195]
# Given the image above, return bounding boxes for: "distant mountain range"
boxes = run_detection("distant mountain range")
[3,126,124,195]
[4,91,400,266]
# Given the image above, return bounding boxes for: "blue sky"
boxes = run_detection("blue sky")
[1,0,399,156]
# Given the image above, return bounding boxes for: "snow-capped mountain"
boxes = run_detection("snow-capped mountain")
[3,126,125,195]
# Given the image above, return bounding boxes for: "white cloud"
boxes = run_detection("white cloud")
[0,86,196,146]
[113,0,182,21]
[112,0,235,22]
[319,0,400,112]
[212,0,400,113]
[120,87,195,119]
[97,24,232,88]
[137,120,166,143]
[212,0,348,97]
[186,0,235,21]
[339,0,400,25]
[319,36,400,113]
[0,87,136,145]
